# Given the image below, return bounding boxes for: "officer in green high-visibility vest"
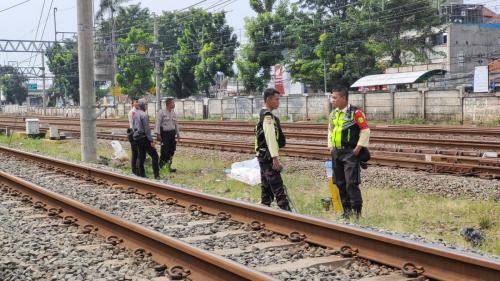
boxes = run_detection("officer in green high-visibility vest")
[328,86,371,219]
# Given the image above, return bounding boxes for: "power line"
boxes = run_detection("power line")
[179,0,211,12]
[0,0,31,13]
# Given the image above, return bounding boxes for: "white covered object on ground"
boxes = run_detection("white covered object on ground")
[111,140,128,160]
[227,158,261,186]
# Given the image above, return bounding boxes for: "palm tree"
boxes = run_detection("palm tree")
[95,0,130,21]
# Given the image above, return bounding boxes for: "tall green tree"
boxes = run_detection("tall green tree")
[161,9,237,98]
[0,66,28,105]
[350,0,441,66]
[116,27,154,100]
[244,0,292,81]
[236,45,267,93]
[46,39,80,103]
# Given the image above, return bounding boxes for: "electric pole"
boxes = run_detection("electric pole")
[77,0,97,162]
[111,5,117,87]
[42,51,46,115]
[53,7,57,42]
[154,14,161,110]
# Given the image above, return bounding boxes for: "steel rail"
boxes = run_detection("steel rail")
[0,169,274,281]
[0,145,498,280]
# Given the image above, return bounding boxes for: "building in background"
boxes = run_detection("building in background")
[354,1,500,91]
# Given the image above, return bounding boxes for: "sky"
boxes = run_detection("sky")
[0,0,499,74]
[0,0,255,69]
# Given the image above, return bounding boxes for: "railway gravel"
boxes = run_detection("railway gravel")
[2,153,400,280]
[171,146,500,201]
[0,189,161,281]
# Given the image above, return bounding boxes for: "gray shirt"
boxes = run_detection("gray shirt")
[155,109,179,137]
[133,109,153,142]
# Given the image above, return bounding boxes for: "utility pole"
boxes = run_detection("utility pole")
[53,7,58,42]
[154,14,161,110]
[77,0,97,162]
[111,5,117,87]
[42,51,46,115]
[323,29,327,95]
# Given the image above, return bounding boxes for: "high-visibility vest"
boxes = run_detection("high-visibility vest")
[329,105,361,149]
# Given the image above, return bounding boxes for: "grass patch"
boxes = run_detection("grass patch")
[0,135,498,256]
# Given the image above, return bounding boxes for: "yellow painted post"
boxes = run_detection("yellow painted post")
[325,161,343,213]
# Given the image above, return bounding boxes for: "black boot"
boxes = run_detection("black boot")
[342,209,351,220]
[353,206,362,219]
[167,160,176,173]
[279,203,291,212]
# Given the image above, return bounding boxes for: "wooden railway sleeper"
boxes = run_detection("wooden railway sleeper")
[402,262,425,278]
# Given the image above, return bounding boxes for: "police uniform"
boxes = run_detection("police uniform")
[255,109,291,211]
[328,104,370,217]
[155,108,179,171]
[133,108,160,179]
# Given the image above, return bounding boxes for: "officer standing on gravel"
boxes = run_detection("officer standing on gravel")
[328,86,370,219]
[133,99,160,180]
[155,98,180,173]
[255,88,291,211]
[127,99,139,175]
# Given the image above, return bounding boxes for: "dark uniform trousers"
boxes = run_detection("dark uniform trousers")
[258,160,290,210]
[332,148,362,214]
[127,129,139,175]
[136,137,160,178]
[159,129,177,167]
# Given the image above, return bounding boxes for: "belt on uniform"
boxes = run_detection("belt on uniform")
[333,146,354,150]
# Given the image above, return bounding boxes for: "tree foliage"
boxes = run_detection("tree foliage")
[46,39,80,103]
[161,9,237,98]
[237,0,293,92]
[116,27,154,100]
[0,66,28,105]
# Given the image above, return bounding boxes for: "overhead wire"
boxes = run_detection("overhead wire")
[0,0,32,13]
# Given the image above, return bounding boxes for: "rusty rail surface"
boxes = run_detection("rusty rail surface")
[0,145,498,280]
[0,169,273,281]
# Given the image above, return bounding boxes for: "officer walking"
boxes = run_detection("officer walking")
[155,98,180,172]
[255,88,291,211]
[328,86,370,219]
[127,99,139,175]
[133,99,160,179]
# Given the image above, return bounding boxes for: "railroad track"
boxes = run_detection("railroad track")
[0,145,498,280]
[1,124,499,179]
[1,115,500,137]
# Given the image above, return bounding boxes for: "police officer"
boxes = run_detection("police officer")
[328,86,370,219]
[127,99,139,175]
[255,88,291,211]
[155,98,179,172]
[133,99,160,179]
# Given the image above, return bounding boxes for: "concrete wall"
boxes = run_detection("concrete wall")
[3,90,499,123]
